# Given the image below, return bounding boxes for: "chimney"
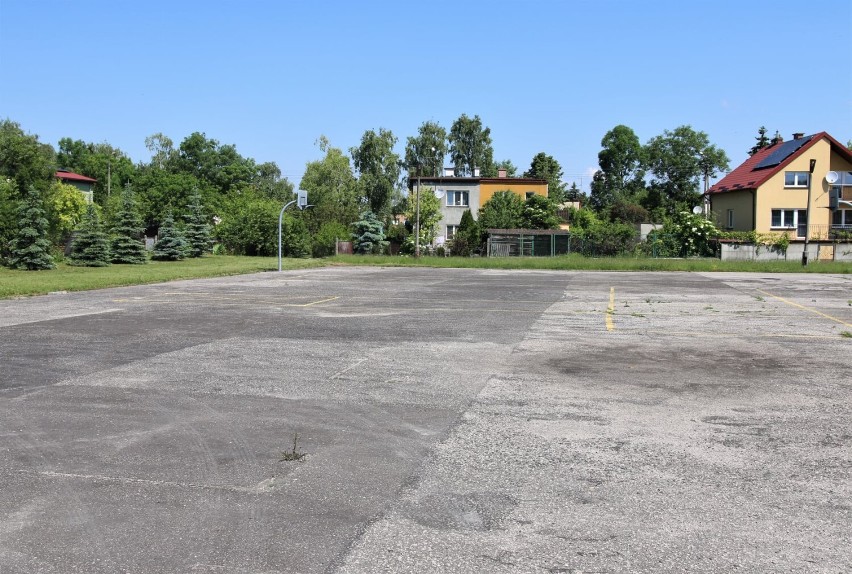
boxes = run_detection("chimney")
[770,131,784,146]
[498,167,507,178]
[793,132,804,140]
[443,167,454,177]
[473,167,480,177]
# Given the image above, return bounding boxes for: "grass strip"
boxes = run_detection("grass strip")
[0,256,324,298]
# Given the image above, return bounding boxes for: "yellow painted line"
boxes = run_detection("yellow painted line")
[606,287,615,331]
[757,289,852,328]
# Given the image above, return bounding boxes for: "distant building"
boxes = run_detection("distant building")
[410,167,548,244]
[706,132,852,239]
[56,169,96,204]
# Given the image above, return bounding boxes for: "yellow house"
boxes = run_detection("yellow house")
[707,132,852,240]
[478,168,549,207]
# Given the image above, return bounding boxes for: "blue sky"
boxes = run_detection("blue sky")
[1,0,850,191]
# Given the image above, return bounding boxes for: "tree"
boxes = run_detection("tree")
[448,114,494,176]
[214,190,280,256]
[299,136,360,235]
[9,186,55,270]
[110,184,148,264]
[352,211,387,254]
[313,221,351,257]
[644,125,729,213]
[477,191,524,231]
[46,180,87,245]
[0,119,55,197]
[144,132,175,170]
[449,209,479,256]
[281,213,312,258]
[404,121,447,180]
[524,153,567,203]
[174,132,257,195]
[57,138,136,203]
[522,194,560,229]
[565,182,587,204]
[132,167,204,231]
[749,126,771,156]
[152,212,188,261]
[350,128,401,218]
[69,204,111,266]
[404,186,442,247]
[0,178,18,264]
[183,188,212,257]
[590,125,646,212]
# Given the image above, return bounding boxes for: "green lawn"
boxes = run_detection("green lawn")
[0,256,324,299]
[2,254,848,299]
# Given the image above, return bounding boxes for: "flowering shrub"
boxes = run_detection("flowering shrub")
[663,211,719,256]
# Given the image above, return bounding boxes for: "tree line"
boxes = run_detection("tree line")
[0,115,735,268]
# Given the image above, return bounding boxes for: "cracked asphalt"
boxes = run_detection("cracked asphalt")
[1,267,850,573]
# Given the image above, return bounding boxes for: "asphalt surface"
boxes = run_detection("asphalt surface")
[0,267,850,573]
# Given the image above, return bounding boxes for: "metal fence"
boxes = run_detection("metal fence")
[486,230,683,258]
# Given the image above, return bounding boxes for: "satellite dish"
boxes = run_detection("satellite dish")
[434,189,446,199]
[692,205,702,214]
[825,171,839,184]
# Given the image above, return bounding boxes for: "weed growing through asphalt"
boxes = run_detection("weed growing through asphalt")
[754,295,765,302]
[280,433,307,462]
[841,331,852,339]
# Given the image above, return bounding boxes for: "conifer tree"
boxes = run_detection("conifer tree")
[183,188,212,257]
[110,184,147,264]
[69,204,111,266]
[9,186,55,270]
[152,212,188,261]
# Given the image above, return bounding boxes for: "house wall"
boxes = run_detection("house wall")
[478,181,548,207]
[755,138,849,235]
[710,190,753,231]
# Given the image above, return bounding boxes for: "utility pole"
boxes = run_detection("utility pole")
[802,159,816,266]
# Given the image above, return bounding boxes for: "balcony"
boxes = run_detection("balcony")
[805,224,852,240]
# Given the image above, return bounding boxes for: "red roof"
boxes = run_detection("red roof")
[56,170,97,183]
[707,132,852,195]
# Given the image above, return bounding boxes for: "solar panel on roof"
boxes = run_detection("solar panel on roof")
[754,136,813,169]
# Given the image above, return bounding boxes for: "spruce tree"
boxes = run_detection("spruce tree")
[69,204,111,267]
[110,184,147,264]
[184,188,212,257]
[152,212,188,261]
[9,186,55,270]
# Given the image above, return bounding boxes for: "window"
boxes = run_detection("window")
[833,209,851,226]
[784,172,809,187]
[446,225,458,239]
[726,209,734,229]
[446,190,469,206]
[525,191,535,199]
[771,208,807,236]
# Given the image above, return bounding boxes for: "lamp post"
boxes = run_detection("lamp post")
[801,158,816,266]
[415,170,421,258]
[414,146,437,258]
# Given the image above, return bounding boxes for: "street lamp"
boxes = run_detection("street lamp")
[801,158,816,266]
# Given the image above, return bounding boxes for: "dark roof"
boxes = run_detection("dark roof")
[410,175,547,188]
[56,170,97,183]
[707,132,852,195]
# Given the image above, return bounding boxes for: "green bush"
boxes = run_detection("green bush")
[313,221,351,257]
